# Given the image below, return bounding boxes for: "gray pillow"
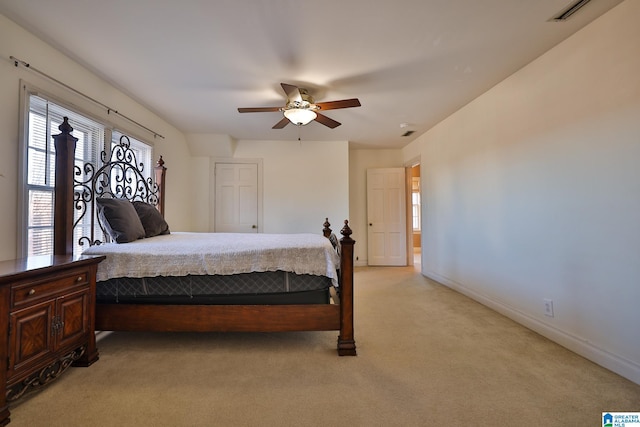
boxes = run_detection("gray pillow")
[96,198,146,243]
[132,201,170,237]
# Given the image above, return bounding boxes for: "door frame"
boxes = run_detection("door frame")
[404,156,421,267]
[210,157,263,232]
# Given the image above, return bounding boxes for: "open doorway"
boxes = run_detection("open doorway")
[405,162,421,267]
[410,164,421,267]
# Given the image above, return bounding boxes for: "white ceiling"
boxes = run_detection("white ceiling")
[0,0,623,149]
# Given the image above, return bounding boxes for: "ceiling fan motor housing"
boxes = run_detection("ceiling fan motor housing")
[285,88,317,111]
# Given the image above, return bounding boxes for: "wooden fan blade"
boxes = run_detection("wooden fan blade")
[281,83,302,103]
[238,107,281,113]
[315,98,361,110]
[272,117,290,129]
[314,112,341,129]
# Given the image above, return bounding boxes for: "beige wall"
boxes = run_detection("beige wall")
[188,138,349,234]
[403,0,640,383]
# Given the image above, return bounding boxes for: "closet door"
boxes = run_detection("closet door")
[367,168,407,266]
[214,162,259,233]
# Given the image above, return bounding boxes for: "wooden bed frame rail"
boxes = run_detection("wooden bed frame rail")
[53,117,356,356]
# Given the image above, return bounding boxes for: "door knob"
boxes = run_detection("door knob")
[252,225,257,229]
[369,223,373,226]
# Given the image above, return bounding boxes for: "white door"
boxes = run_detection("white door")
[367,168,407,266]
[215,163,258,233]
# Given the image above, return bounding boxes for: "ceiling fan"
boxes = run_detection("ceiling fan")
[237,83,361,129]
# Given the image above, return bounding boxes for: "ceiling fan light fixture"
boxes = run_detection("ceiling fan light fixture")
[283,108,317,125]
[239,83,360,129]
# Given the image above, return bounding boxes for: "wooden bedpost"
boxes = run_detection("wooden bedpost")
[338,220,357,356]
[53,117,78,256]
[322,218,332,238]
[154,156,166,216]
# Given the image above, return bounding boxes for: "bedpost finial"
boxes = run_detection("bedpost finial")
[58,117,74,135]
[323,218,331,238]
[156,155,165,168]
[340,220,353,241]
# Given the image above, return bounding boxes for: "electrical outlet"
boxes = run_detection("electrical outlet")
[544,299,554,317]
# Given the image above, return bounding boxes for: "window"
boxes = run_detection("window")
[412,176,421,231]
[20,92,153,257]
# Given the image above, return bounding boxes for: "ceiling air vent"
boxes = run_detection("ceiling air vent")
[551,0,592,21]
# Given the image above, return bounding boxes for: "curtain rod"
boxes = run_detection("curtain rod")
[10,55,165,139]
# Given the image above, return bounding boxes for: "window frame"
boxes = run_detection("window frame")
[18,81,154,258]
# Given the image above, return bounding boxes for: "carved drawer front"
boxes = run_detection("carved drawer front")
[57,289,90,349]
[8,289,90,381]
[11,268,89,308]
[8,301,55,374]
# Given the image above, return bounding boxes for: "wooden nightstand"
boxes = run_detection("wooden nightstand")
[0,255,105,426]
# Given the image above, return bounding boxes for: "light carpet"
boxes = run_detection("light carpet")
[9,266,640,426]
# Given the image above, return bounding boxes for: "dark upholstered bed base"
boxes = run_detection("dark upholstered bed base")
[96,288,330,305]
[95,271,334,305]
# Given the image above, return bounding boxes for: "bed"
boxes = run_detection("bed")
[52,117,356,356]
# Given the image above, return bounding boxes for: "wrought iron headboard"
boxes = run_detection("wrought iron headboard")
[52,117,166,255]
[73,135,161,248]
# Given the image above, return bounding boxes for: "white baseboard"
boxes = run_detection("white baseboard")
[425,270,640,386]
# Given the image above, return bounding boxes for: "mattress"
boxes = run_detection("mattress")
[83,231,340,284]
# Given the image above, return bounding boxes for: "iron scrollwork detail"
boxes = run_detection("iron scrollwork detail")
[6,346,86,402]
[73,135,160,248]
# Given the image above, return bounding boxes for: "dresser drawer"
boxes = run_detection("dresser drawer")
[11,269,89,308]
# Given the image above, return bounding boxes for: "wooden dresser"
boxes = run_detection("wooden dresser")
[0,255,105,426]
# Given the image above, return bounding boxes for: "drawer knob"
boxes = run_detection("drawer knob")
[77,276,83,282]
[28,289,36,296]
